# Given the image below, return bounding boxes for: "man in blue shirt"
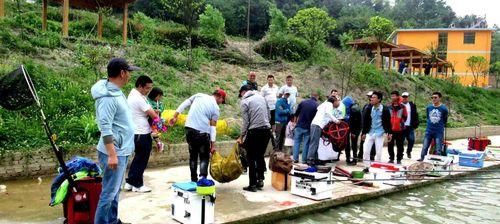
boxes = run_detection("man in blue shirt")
[292,91,319,163]
[361,91,392,173]
[91,58,140,224]
[274,91,291,151]
[418,92,449,161]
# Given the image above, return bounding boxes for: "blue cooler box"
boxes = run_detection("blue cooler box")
[458,152,485,168]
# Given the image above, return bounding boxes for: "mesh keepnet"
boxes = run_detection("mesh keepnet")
[0,66,37,111]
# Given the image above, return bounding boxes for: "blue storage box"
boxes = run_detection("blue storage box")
[458,152,485,168]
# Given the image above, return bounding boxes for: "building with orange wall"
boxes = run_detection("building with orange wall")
[391,28,495,86]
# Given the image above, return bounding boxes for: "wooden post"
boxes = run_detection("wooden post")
[419,56,423,75]
[62,0,69,37]
[0,0,4,17]
[122,3,128,46]
[42,0,48,31]
[409,52,413,75]
[388,48,393,71]
[376,43,382,69]
[97,12,103,40]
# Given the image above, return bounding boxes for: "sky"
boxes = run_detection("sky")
[445,0,500,27]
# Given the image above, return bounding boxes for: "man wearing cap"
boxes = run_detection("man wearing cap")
[241,71,258,90]
[401,92,419,159]
[123,75,158,193]
[172,89,226,182]
[274,90,291,151]
[358,91,376,161]
[91,58,140,224]
[237,85,272,192]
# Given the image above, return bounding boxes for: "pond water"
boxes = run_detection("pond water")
[279,173,500,224]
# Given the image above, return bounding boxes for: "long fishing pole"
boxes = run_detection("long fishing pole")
[385,170,500,173]
[296,176,500,183]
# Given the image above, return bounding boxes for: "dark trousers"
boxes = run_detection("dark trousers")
[388,132,405,161]
[403,127,415,154]
[358,139,376,160]
[274,122,287,151]
[185,127,211,182]
[126,134,153,187]
[345,133,359,161]
[244,128,271,186]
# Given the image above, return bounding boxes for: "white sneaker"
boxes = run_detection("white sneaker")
[132,185,152,193]
[123,183,133,191]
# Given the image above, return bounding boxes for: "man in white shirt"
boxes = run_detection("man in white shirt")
[306,97,340,167]
[278,75,299,115]
[124,75,158,193]
[172,89,227,182]
[261,75,279,132]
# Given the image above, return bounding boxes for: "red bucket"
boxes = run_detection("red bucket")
[468,138,491,151]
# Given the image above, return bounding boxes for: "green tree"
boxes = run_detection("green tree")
[268,4,287,39]
[207,0,271,39]
[466,56,489,87]
[288,7,336,49]
[363,16,395,69]
[390,0,456,28]
[199,4,225,46]
[162,0,206,70]
[490,61,500,88]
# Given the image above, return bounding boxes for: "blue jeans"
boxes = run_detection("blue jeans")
[306,125,323,166]
[420,131,444,160]
[403,127,415,154]
[95,151,129,224]
[293,127,310,163]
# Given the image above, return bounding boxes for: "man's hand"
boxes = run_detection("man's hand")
[361,134,366,141]
[236,136,243,145]
[334,120,340,124]
[169,117,177,126]
[387,134,393,142]
[351,133,356,138]
[210,142,216,154]
[108,154,118,170]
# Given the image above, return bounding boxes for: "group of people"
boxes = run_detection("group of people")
[91,58,449,223]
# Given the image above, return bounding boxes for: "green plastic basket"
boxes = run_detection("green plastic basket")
[351,171,365,179]
[196,185,216,195]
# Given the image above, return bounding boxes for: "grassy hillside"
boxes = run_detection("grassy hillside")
[0,1,499,152]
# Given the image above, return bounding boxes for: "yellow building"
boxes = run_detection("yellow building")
[392,28,495,86]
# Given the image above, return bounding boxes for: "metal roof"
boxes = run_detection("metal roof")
[396,28,495,32]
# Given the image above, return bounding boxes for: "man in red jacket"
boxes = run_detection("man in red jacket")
[387,91,407,164]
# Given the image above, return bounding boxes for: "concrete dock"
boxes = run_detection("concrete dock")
[117,136,500,224]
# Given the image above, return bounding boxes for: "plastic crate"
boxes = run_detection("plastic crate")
[459,152,485,168]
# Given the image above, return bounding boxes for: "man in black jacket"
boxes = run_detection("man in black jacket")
[361,91,392,173]
[401,92,419,159]
[358,91,376,161]
[342,96,362,165]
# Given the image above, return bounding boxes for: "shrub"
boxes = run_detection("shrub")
[254,35,310,61]
[199,4,225,48]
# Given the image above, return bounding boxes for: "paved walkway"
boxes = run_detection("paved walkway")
[118,136,500,223]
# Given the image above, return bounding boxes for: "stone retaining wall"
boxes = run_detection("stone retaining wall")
[0,141,235,181]
[0,125,499,181]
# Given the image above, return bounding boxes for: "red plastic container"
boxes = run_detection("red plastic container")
[370,162,400,171]
[468,137,491,151]
[63,177,102,224]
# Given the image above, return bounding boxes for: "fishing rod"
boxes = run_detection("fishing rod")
[385,170,500,173]
[295,176,500,183]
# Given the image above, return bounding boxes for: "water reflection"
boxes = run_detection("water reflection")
[280,173,500,224]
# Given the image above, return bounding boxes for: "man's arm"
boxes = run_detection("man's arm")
[172,95,197,123]
[96,98,119,169]
[239,101,250,143]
